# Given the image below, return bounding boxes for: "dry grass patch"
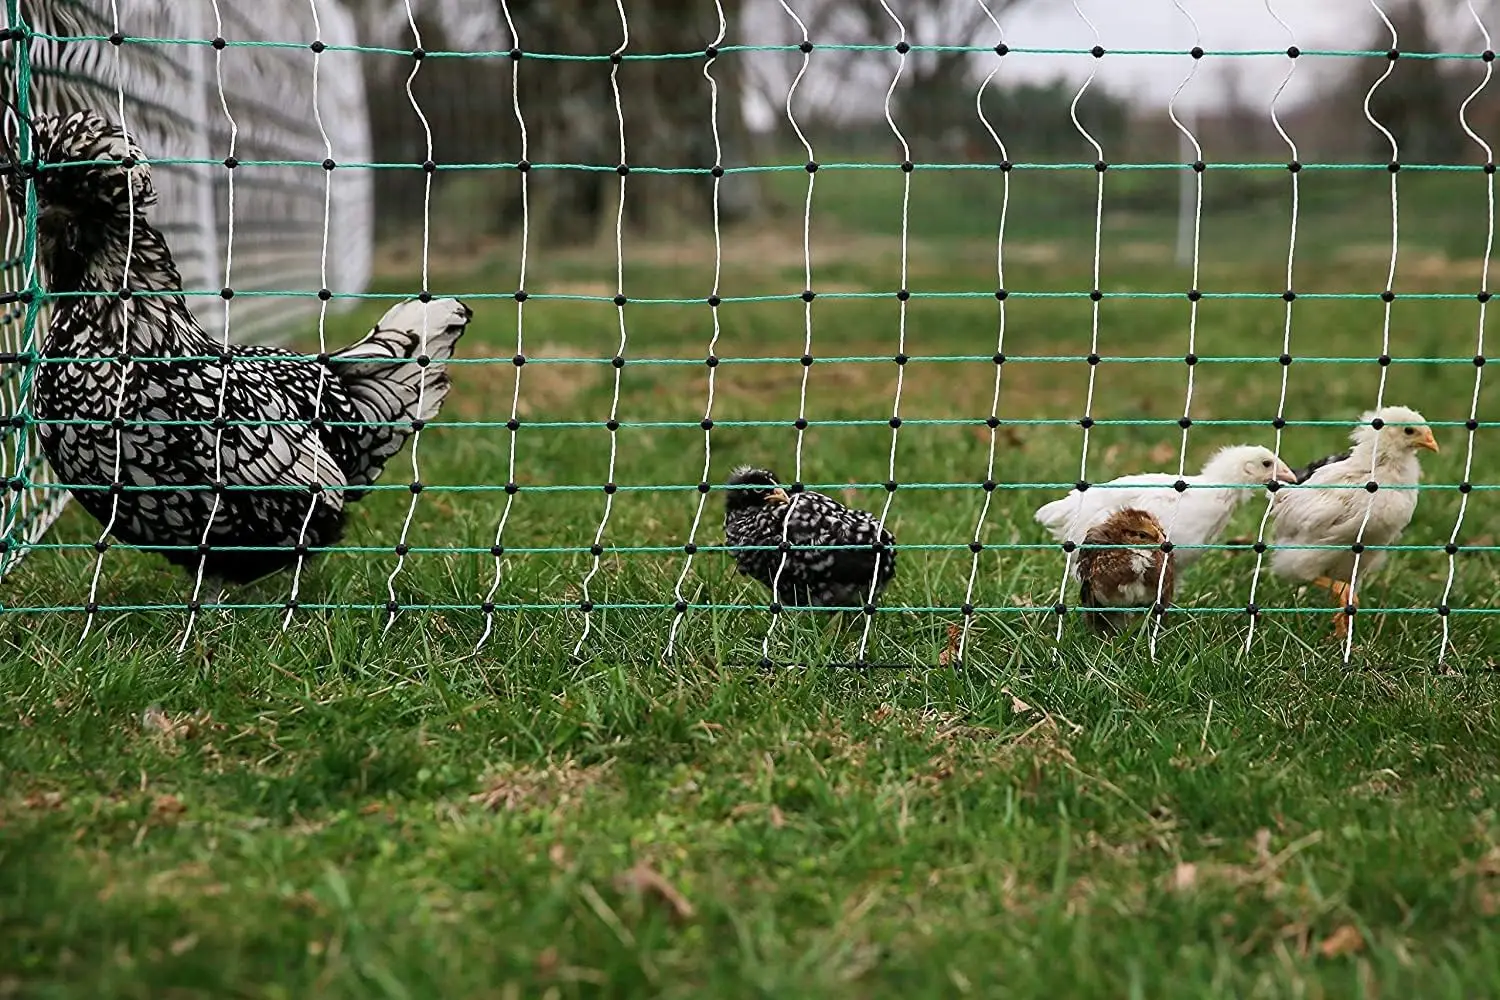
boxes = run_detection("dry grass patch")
[468,756,615,814]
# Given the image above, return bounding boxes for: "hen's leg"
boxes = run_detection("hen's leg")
[1314,576,1353,639]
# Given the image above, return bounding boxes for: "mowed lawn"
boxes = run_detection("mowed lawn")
[4,164,1500,996]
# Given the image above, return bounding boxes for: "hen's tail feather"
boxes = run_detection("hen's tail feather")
[329,297,472,490]
[1034,495,1077,537]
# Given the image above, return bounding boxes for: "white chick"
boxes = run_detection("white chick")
[1034,445,1298,569]
[1270,404,1439,638]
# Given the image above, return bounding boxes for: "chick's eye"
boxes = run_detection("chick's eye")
[1404,427,1415,435]
[1262,459,1272,468]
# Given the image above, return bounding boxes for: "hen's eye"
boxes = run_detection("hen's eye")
[1404,427,1415,435]
[1261,459,1272,468]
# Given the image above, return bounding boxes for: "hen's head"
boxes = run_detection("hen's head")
[1084,507,1167,547]
[1355,404,1439,456]
[1201,444,1297,487]
[3,109,155,223]
[726,466,789,514]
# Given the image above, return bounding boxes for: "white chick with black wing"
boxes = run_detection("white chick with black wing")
[1035,445,1297,569]
[1075,507,1176,635]
[4,109,471,593]
[723,466,895,609]
[1270,404,1438,639]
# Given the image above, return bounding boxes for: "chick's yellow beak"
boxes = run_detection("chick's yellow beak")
[767,487,790,505]
[1418,429,1440,453]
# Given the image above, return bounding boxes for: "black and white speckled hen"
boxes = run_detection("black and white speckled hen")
[723,466,895,609]
[3,109,471,587]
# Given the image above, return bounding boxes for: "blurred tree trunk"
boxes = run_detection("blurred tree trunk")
[517,0,755,245]
[348,0,761,246]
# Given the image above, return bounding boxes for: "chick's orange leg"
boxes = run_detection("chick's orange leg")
[1314,576,1355,640]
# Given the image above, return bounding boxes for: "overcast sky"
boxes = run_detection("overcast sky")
[997,0,1483,109]
[738,0,1496,126]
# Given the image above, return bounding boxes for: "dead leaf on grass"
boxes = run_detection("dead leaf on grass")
[1170,862,1198,892]
[1001,687,1034,716]
[168,934,198,957]
[23,791,64,811]
[1319,924,1365,958]
[938,624,963,666]
[968,423,1028,450]
[1148,442,1178,465]
[1254,827,1273,866]
[614,862,695,920]
[152,794,186,821]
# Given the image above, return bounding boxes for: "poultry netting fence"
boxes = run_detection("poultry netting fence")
[0,0,1495,669]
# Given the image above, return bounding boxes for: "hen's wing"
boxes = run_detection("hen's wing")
[1290,448,1353,485]
[1271,464,1366,545]
[1036,473,1179,541]
[791,491,894,584]
[156,352,351,505]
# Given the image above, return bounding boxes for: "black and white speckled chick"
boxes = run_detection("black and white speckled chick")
[723,466,896,609]
[4,109,471,584]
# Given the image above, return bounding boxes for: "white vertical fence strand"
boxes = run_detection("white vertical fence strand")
[1244,0,1302,654]
[283,0,338,630]
[1052,0,1106,650]
[381,0,437,634]
[958,0,1010,665]
[1148,0,1205,658]
[1439,1,1495,666]
[476,0,530,653]
[761,0,817,666]
[856,0,911,664]
[664,0,730,664]
[1340,0,1401,664]
[572,0,632,661]
[317,1,373,317]
[185,1,218,298]
[78,0,140,644]
[179,0,239,651]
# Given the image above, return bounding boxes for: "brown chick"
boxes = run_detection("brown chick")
[1075,507,1176,636]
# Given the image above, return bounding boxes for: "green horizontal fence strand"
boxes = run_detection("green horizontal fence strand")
[26,157,1500,173]
[4,24,1499,639]
[21,33,1497,61]
[8,417,1498,431]
[4,481,1487,494]
[0,605,1483,616]
[17,289,1500,304]
[9,541,1499,555]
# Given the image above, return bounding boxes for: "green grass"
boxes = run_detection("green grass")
[5,166,1500,996]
